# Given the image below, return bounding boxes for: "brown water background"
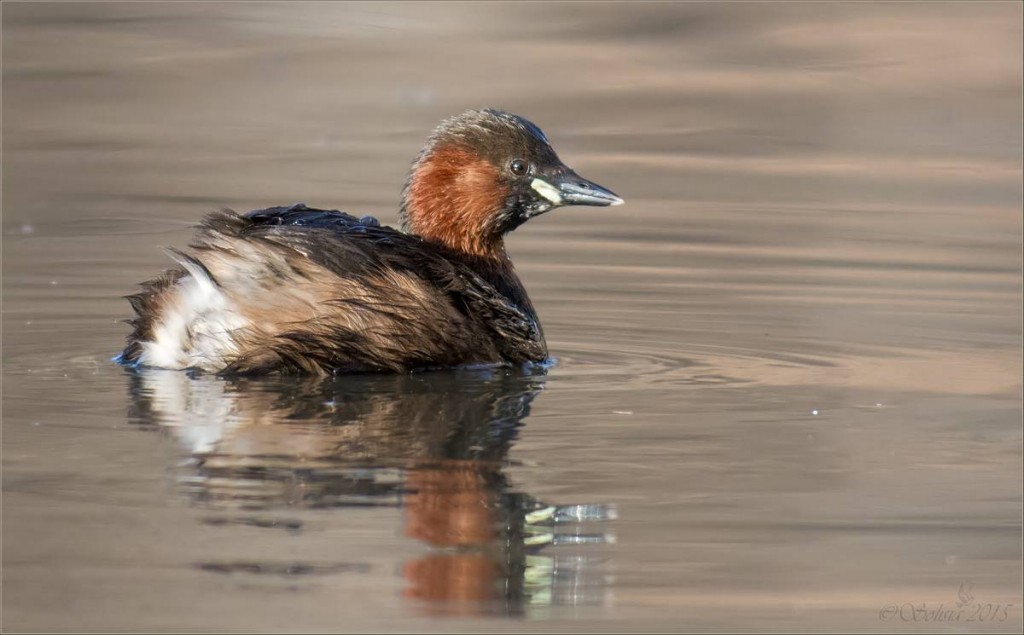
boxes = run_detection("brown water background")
[2,2,1022,632]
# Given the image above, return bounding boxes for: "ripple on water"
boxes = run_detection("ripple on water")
[550,337,849,390]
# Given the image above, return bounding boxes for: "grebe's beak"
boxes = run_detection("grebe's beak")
[531,170,624,208]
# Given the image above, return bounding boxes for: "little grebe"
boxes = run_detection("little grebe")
[118,109,623,374]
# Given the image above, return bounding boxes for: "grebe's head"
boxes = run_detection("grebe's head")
[400,109,623,257]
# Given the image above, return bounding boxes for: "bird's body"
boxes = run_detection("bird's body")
[119,109,622,375]
[120,204,544,374]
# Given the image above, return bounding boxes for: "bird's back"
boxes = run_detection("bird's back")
[119,205,546,375]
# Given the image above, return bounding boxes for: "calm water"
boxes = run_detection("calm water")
[2,3,1022,632]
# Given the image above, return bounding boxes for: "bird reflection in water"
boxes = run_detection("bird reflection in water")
[127,368,615,616]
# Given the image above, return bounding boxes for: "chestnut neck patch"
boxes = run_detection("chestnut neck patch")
[403,145,510,258]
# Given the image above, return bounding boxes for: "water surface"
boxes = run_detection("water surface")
[2,3,1022,632]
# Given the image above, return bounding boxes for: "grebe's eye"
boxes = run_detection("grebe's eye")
[509,159,529,176]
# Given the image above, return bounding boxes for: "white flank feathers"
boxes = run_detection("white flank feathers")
[138,252,249,371]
